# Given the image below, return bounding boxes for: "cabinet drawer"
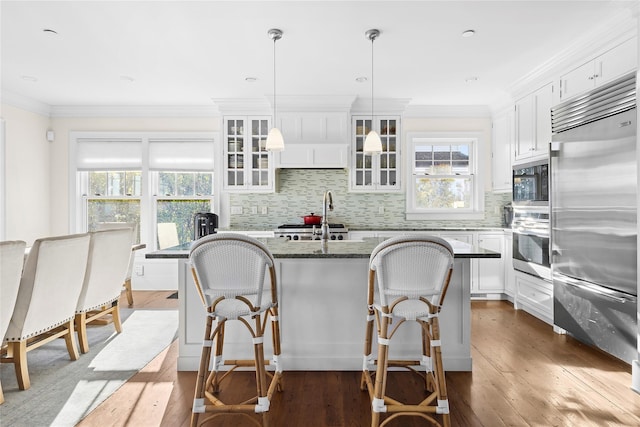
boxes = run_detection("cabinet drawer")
[515,273,553,323]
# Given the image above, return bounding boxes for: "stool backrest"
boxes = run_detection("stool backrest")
[189,233,275,308]
[369,235,454,307]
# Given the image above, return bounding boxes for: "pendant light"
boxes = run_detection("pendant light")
[363,29,382,155]
[266,28,285,151]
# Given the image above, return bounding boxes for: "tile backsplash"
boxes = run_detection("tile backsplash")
[228,169,511,229]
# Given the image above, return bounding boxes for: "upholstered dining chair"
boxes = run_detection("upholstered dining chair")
[158,222,179,249]
[361,235,455,427]
[189,233,283,427]
[95,222,141,306]
[0,240,27,404]
[2,233,90,390]
[75,228,133,353]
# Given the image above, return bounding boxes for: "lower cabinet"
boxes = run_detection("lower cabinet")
[473,233,505,298]
[514,271,553,325]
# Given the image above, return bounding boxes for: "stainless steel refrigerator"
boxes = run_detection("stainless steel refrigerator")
[551,71,637,364]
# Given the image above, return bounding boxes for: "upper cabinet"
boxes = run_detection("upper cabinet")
[558,37,638,103]
[350,116,401,192]
[273,112,349,168]
[491,109,514,192]
[223,116,275,192]
[514,82,552,163]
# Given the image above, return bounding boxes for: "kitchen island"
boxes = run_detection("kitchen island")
[147,237,499,371]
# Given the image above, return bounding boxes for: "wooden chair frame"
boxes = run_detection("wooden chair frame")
[189,235,283,427]
[360,237,454,427]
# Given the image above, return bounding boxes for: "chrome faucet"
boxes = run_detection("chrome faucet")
[321,190,333,242]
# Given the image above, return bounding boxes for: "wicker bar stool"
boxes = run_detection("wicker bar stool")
[361,235,455,427]
[189,233,283,427]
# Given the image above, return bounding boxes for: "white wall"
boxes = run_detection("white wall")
[1,104,52,245]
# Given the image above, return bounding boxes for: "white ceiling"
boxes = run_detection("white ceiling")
[1,0,638,111]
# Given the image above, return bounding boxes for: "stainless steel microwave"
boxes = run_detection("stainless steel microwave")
[512,159,549,206]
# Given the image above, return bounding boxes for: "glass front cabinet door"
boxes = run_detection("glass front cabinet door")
[351,116,401,192]
[224,116,274,192]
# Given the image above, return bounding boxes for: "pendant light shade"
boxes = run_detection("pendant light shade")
[266,127,284,151]
[363,129,382,155]
[266,28,284,152]
[364,29,382,155]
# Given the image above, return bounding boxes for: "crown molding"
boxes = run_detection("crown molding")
[1,90,52,117]
[269,95,357,112]
[508,6,638,101]
[211,98,271,115]
[350,97,412,115]
[50,104,220,118]
[404,105,491,118]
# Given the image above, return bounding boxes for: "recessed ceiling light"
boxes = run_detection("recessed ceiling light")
[245,77,258,82]
[355,76,368,83]
[465,76,479,83]
[21,75,38,82]
[43,28,58,35]
[120,75,135,83]
[462,29,476,38]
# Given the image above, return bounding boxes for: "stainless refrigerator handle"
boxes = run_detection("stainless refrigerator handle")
[555,275,633,304]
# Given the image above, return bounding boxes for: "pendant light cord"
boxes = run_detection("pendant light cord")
[371,35,374,127]
[273,37,277,129]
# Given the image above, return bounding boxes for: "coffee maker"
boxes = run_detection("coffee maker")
[193,212,218,240]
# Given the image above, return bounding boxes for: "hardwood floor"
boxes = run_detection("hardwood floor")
[78,292,640,426]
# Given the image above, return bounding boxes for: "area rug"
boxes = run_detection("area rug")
[0,308,178,427]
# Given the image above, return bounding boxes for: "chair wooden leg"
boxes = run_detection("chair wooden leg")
[112,302,123,333]
[65,319,80,361]
[76,312,90,354]
[12,341,30,390]
[0,379,4,404]
[124,279,134,306]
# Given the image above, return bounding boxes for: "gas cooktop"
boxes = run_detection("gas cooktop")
[277,223,347,229]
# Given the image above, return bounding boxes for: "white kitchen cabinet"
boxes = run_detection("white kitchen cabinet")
[559,37,638,103]
[514,83,552,163]
[503,230,515,299]
[514,271,553,325]
[277,112,349,145]
[350,116,401,192]
[223,116,275,192]
[275,144,348,168]
[491,110,514,192]
[473,232,505,297]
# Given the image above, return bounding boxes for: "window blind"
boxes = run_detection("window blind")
[148,139,215,171]
[76,138,143,171]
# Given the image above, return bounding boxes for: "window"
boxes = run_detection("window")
[86,171,142,242]
[155,171,213,245]
[406,133,483,219]
[71,132,218,249]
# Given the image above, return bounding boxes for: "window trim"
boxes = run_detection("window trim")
[405,131,484,220]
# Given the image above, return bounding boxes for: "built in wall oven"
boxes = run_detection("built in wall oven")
[512,207,551,281]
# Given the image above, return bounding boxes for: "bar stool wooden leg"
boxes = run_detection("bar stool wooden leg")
[191,313,214,427]
[371,313,391,427]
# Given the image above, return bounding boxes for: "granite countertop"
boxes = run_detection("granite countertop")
[146,237,500,260]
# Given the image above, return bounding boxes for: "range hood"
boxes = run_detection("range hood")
[275,143,348,169]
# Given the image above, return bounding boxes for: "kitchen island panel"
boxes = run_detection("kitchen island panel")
[177,255,472,371]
